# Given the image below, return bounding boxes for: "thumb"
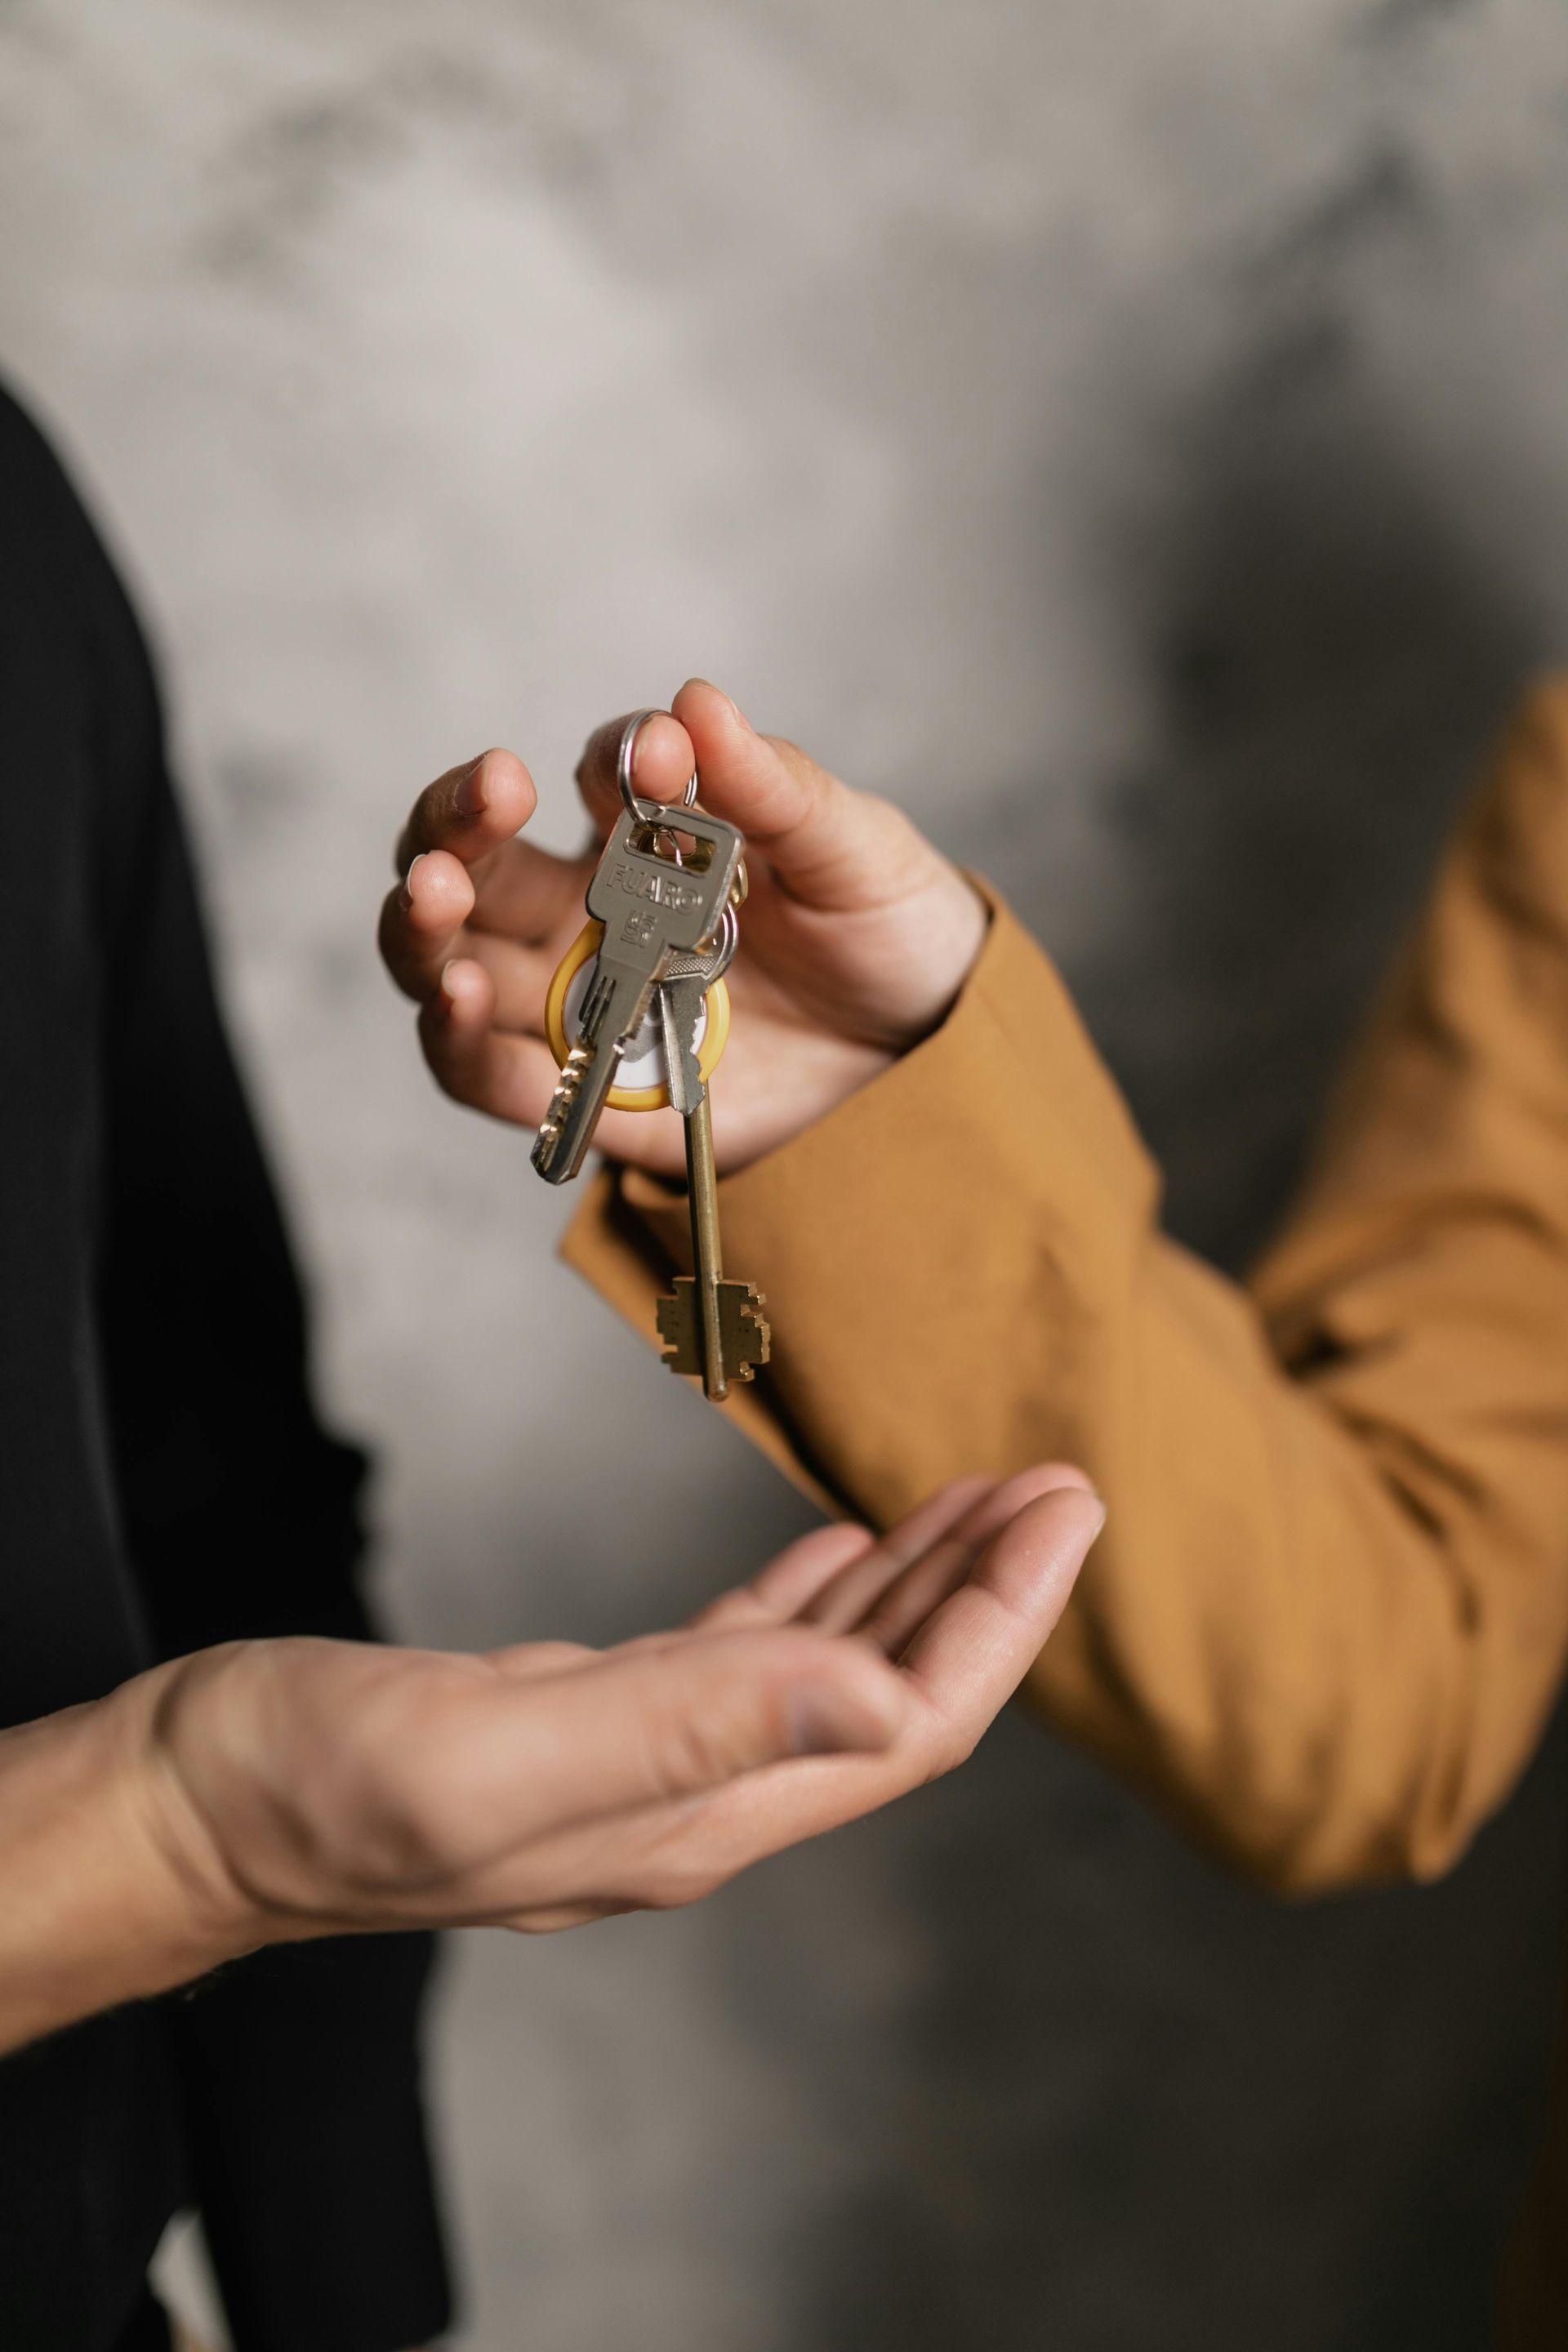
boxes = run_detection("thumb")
[574,686,945,913]
[478,1628,906,1835]
[672,678,942,913]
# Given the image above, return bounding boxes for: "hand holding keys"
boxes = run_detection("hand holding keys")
[383,680,986,1184]
[381,683,987,1383]
[534,712,771,1401]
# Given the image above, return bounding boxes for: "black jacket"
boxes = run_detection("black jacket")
[0,386,451,2352]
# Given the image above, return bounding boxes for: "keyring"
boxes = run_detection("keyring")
[543,907,736,1111]
[617,708,699,831]
[695,901,740,984]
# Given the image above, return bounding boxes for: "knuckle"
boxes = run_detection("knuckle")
[520,1640,594,1673]
[380,947,433,1013]
[421,1034,479,1108]
[863,793,945,891]
[634,1864,724,1913]
[437,1067,480,1111]
[858,787,918,844]
[924,1720,976,1781]
[684,1590,755,1632]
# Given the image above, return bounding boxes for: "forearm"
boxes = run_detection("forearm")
[0,1669,252,2056]
[568,945,1483,1888]
[564,685,1568,1890]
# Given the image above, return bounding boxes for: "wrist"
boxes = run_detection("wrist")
[915,868,990,1044]
[0,1664,263,2057]
[880,867,991,1057]
[122,1655,274,1966]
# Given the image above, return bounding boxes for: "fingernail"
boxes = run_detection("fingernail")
[400,852,425,911]
[787,1682,894,1757]
[457,754,488,816]
[439,958,461,1010]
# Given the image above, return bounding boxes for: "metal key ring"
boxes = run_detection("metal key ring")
[662,902,739,989]
[617,708,699,830]
[704,902,740,983]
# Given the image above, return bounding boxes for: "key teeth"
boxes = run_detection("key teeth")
[737,1285,771,1372]
[657,1279,771,1384]
[532,1044,595,1173]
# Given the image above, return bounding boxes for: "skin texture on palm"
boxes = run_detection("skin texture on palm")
[377,679,989,1176]
[0,1472,1100,2054]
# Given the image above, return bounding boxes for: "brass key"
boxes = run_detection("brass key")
[655,953,769,1401]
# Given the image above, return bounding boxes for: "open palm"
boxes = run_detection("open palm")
[147,1472,1098,1943]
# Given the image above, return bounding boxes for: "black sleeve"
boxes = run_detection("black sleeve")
[70,470,375,1656]
[25,399,456,2352]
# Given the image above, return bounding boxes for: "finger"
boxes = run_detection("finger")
[671,679,941,911]
[462,1628,907,1841]
[498,1485,1099,1911]
[429,969,684,1163]
[418,960,563,1124]
[385,837,584,1005]
[406,925,562,1043]
[385,860,562,1022]
[380,849,476,1000]
[795,1477,996,1633]
[488,1693,901,1915]
[858,1466,1098,1659]
[690,1523,880,1633]
[453,929,555,1033]
[467,836,586,946]
[418,962,687,1165]
[896,1485,1105,1757]
[394,748,538,874]
[575,709,699,837]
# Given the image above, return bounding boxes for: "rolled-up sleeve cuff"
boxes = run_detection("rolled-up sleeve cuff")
[560,887,1158,1522]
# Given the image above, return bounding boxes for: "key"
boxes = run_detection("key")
[545,919,733,1110]
[655,960,770,1402]
[531,800,744,1183]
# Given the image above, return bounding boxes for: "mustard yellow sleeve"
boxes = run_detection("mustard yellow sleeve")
[561,682,1568,1894]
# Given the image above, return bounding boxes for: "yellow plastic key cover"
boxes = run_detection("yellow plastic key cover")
[543,919,732,1112]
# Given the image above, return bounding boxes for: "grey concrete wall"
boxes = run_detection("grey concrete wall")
[6,2,1568,2345]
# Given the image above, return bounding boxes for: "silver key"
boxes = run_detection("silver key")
[657,964,706,1121]
[532,801,743,1183]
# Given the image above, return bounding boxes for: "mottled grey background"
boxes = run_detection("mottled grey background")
[6,2,1568,2345]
